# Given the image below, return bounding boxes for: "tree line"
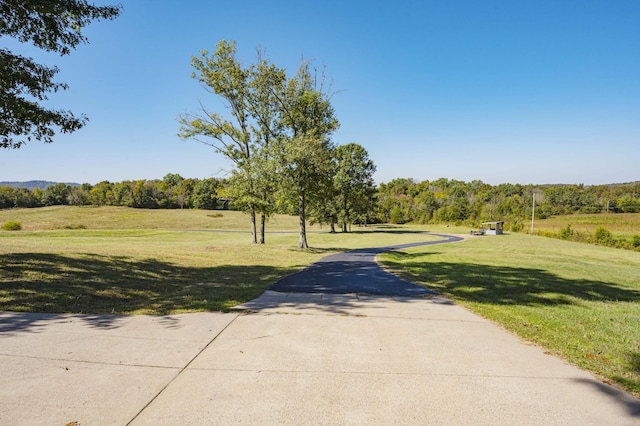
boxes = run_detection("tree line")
[376,178,640,230]
[0,174,223,210]
[3,176,638,225]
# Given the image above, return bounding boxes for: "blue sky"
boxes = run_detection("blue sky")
[2,0,639,185]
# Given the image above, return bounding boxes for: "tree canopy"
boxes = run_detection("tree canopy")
[333,143,377,232]
[179,40,340,248]
[0,0,121,149]
[179,40,287,244]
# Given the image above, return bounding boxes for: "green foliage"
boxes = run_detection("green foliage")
[616,196,640,213]
[631,235,640,248]
[559,224,575,240]
[327,143,376,232]
[373,179,640,250]
[592,226,613,245]
[0,185,42,208]
[0,0,121,148]
[510,220,524,233]
[179,40,290,244]
[0,177,223,212]
[41,182,70,206]
[179,40,341,248]
[192,178,220,210]
[390,205,405,224]
[2,220,21,231]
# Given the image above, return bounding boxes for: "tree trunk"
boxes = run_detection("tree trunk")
[330,221,336,233]
[250,207,257,244]
[260,213,266,244]
[298,192,309,249]
[341,221,347,233]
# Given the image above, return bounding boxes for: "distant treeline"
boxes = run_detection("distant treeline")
[376,178,640,230]
[0,180,80,191]
[2,175,639,227]
[0,174,224,210]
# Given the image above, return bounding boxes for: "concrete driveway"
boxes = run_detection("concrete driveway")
[2,295,639,425]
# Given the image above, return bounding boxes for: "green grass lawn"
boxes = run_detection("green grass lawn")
[379,233,640,397]
[0,207,438,313]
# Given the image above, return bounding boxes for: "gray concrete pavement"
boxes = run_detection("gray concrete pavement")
[1,292,639,425]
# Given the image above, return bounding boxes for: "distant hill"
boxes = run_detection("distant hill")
[0,181,81,190]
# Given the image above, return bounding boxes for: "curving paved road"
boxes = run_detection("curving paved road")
[270,233,464,296]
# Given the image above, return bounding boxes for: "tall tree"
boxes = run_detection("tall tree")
[179,40,284,244]
[246,56,286,243]
[273,61,340,248]
[333,143,377,232]
[1,0,121,148]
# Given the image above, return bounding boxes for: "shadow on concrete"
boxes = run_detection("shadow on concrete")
[572,377,640,417]
[235,291,453,317]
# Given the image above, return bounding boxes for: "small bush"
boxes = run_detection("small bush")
[593,226,613,244]
[2,221,22,231]
[559,224,574,240]
[510,220,523,233]
[630,235,640,248]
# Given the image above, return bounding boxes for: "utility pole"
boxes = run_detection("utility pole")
[530,193,536,234]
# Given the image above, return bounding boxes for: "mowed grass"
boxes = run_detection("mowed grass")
[0,205,306,231]
[379,233,640,396]
[533,212,640,240]
[0,206,438,314]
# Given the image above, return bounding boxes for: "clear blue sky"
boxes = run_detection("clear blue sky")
[2,0,639,185]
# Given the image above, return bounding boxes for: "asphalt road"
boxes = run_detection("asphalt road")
[270,233,464,296]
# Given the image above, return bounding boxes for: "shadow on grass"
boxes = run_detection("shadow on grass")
[613,352,640,398]
[383,252,640,305]
[0,252,292,323]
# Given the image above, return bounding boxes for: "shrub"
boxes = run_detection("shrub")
[593,226,613,245]
[2,220,22,231]
[559,224,574,240]
[631,235,640,248]
[510,220,523,233]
